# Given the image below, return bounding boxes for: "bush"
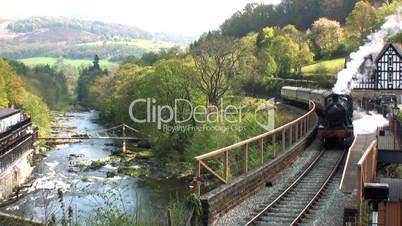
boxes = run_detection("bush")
[106,170,118,178]
[86,160,107,170]
[118,167,141,177]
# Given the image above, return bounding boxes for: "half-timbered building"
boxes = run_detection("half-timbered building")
[354,43,402,90]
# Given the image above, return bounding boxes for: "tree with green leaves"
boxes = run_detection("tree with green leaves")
[77,55,108,107]
[190,36,244,106]
[0,59,50,132]
[309,17,343,58]
[269,35,298,75]
[93,55,101,72]
[345,1,377,49]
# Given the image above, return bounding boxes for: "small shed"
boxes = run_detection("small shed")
[377,178,402,226]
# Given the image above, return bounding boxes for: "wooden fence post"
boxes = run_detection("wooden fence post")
[243,144,249,173]
[196,160,201,195]
[289,126,293,146]
[282,129,286,152]
[260,138,264,164]
[224,151,229,182]
[273,133,276,158]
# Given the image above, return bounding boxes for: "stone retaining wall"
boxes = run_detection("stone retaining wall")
[200,129,316,225]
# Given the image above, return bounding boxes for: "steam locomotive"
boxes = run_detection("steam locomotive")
[281,86,354,146]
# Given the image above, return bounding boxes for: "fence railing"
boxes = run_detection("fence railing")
[357,140,378,226]
[194,101,318,195]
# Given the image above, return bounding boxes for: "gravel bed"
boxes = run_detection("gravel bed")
[216,140,323,226]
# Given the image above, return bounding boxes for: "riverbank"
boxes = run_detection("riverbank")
[0,111,190,224]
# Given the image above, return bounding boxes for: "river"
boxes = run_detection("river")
[2,111,188,223]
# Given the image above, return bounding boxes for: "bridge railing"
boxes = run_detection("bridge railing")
[194,101,317,195]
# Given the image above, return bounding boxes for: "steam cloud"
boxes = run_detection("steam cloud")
[333,9,402,94]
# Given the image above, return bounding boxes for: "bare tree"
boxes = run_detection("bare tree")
[190,36,244,106]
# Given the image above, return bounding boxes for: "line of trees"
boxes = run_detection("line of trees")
[8,60,72,110]
[219,0,389,37]
[0,42,149,61]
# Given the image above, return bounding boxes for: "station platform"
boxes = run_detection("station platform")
[340,133,376,194]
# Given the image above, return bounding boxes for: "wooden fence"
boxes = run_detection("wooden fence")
[194,101,317,195]
[357,140,378,225]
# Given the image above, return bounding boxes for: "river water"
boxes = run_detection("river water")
[2,111,188,223]
[2,106,300,224]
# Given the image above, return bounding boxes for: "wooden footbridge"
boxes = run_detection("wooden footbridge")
[38,124,144,152]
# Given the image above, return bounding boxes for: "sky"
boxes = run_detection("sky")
[0,0,281,36]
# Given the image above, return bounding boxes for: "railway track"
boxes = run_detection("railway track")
[245,148,346,226]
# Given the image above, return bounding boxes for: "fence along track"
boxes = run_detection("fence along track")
[245,149,346,226]
[194,101,318,195]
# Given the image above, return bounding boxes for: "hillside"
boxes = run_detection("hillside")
[2,16,152,42]
[0,17,189,62]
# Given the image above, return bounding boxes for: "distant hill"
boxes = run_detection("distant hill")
[0,17,190,62]
[3,16,152,42]
[13,27,101,44]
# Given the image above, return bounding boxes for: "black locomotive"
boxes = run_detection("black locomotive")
[319,93,354,146]
[281,86,354,146]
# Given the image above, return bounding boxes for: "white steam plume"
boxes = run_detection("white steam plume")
[333,9,402,94]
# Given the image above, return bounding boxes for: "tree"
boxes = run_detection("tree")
[310,17,343,58]
[345,1,377,49]
[376,0,402,28]
[77,55,108,106]
[235,34,263,96]
[294,43,314,75]
[190,36,244,106]
[0,59,50,131]
[256,27,275,49]
[93,55,101,72]
[269,35,298,75]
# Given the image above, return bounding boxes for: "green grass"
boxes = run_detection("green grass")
[302,57,345,75]
[81,39,180,51]
[18,57,117,67]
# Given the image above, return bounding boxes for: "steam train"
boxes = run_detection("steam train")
[281,86,354,146]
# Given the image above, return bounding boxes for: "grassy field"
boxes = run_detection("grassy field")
[19,57,117,67]
[81,39,181,51]
[302,58,345,76]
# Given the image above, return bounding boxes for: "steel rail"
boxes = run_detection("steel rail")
[290,149,346,226]
[244,147,325,226]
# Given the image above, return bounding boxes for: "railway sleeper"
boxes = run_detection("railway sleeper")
[259,215,295,224]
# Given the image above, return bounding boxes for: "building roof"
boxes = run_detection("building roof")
[374,43,402,63]
[378,178,402,202]
[0,108,21,120]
